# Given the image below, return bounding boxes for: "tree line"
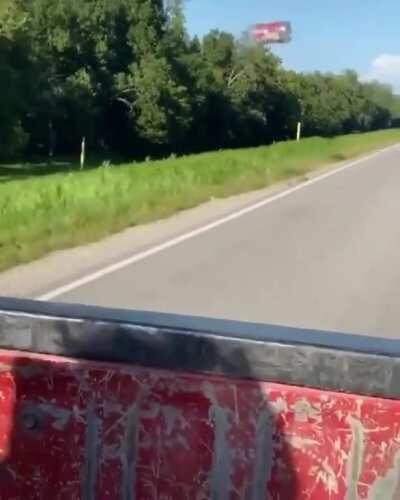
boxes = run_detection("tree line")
[1,0,400,161]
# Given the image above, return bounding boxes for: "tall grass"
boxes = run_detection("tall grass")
[1,129,400,271]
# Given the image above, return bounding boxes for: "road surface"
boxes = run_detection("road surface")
[5,145,400,337]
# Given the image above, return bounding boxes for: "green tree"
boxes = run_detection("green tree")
[0,0,397,161]
[23,0,116,154]
[0,0,30,158]
[114,0,192,153]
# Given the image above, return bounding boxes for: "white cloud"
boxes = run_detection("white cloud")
[364,54,400,93]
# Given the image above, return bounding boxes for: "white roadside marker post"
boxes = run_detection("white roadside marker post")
[80,136,86,170]
[296,122,302,142]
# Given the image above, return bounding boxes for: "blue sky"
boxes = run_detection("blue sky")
[185,0,400,92]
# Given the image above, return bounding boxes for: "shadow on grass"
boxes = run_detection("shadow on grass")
[0,156,128,183]
[0,161,72,182]
[330,152,348,161]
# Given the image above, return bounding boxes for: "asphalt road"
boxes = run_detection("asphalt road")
[35,146,400,337]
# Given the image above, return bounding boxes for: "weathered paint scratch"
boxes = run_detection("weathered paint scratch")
[38,404,71,431]
[368,451,400,500]
[249,409,273,500]
[161,405,188,436]
[313,458,339,496]
[288,436,320,452]
[293,398,320,423]
[345,417,365,500]
[270,397,288,415]
[82,401,100,500]
[204,383,232,500]
[120,404,139,500]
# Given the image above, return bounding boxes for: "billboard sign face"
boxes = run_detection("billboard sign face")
[251,21,292,44]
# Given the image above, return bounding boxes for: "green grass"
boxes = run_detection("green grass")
[1,129,400,271]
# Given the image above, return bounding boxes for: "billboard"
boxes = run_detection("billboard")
[251,21,292,44]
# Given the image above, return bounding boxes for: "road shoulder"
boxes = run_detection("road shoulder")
[0,147,394,299]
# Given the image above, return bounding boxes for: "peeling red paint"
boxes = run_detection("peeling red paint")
[0,349,400,499]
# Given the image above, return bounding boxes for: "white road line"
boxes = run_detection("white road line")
[38,144,400,301]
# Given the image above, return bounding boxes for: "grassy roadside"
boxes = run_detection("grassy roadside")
[1,129,400,272]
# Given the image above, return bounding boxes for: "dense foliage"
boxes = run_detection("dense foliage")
[1,0,399,160]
